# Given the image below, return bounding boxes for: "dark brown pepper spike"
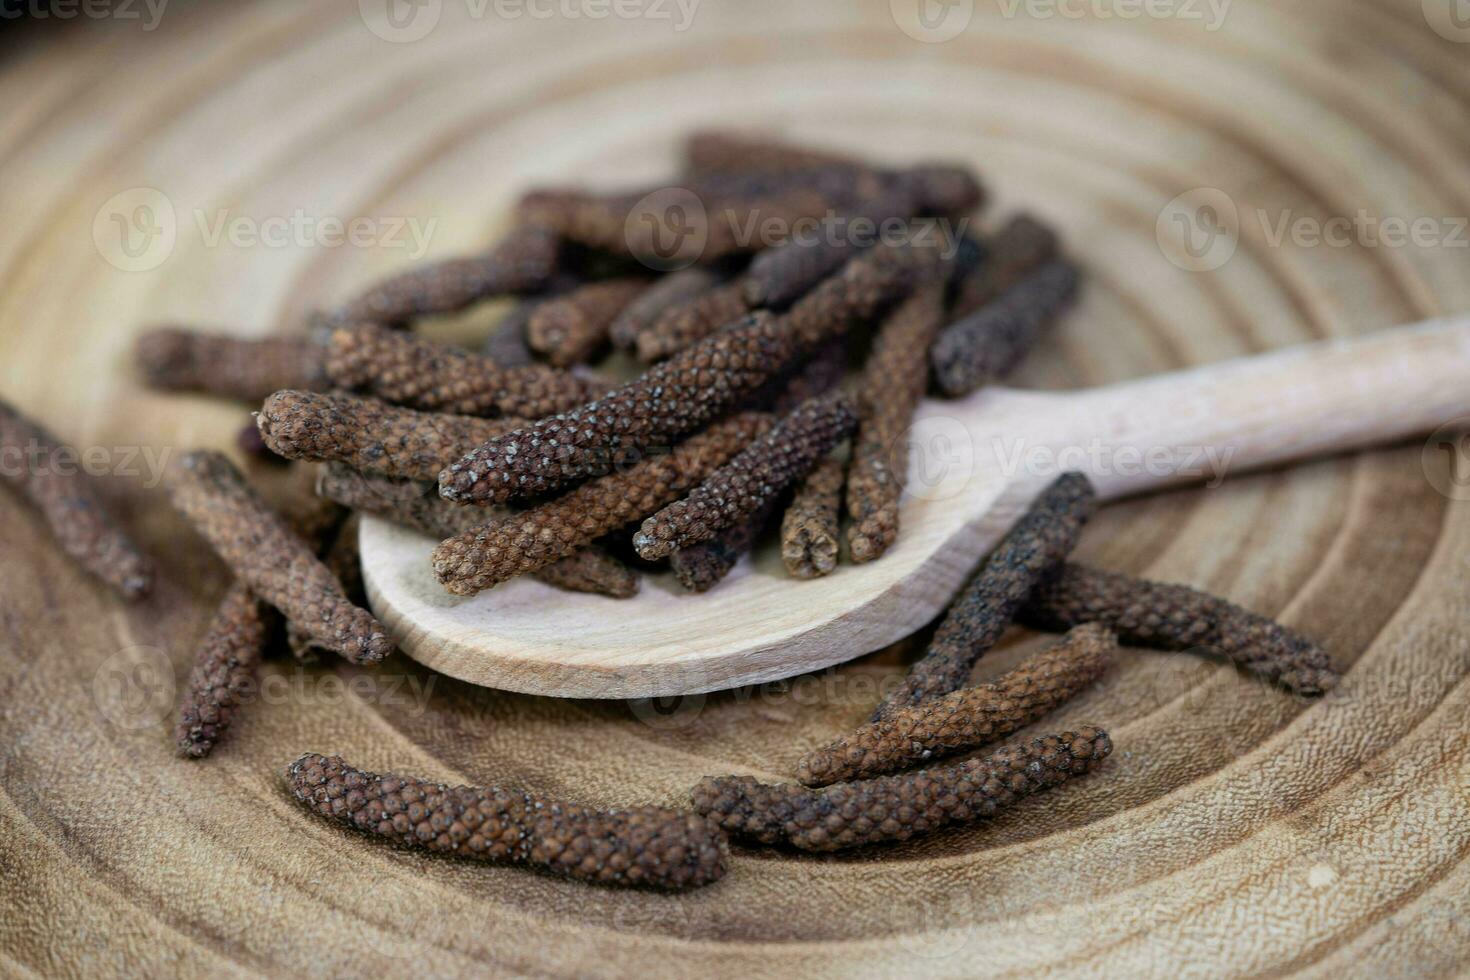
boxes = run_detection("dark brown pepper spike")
[324,323,607,419]
[781,456,844,579]
[170,450,392,665]
[0,399,154,599]
[797,623,1115,786]
[174,583,272,758]
[951,213,1059,318]
[256,390,526,482]
[871,472,1097,722]
[440,311,798,505]
[692,727,1111,852]
[287,753,728,890]
[609,266,721,350]
[634,279,751,363]
[1020,563,1338,696]
[134,327,328,402]
[633,392,857,561]
[931,259,1081,398]
[526,277,648,367]
[433,413,771,596]
[328,222,561,327]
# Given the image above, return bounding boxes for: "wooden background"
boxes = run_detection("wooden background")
[2,0,1469,975]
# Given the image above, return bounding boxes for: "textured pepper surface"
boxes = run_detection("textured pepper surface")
[799,623,1115,785]
[434,413,770,595]
[669,503,776,593]
[634,279,752,362]
[440,312,797,504]
[135,328,328,402]
[873,472,1097,721]
[634,393,856,560]
[329,223,560,326]
[527,278,648,367]
[325,324,605,418]
[781,456,845,579]
[171,450,392,664]
[174,582,272,758]
[932,258,1081,397]
[846,276,948,563]
[692,727,1111,852]
[316,464,638,598]
[1021,563,1338,696]
[951,213,1059,318]
[609,266,721,350]
[287,753,728,890]
[257,390,524,481]
[0,399,154,599]
[480,299,538,367]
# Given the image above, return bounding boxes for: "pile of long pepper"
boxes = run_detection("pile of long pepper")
[0,131,1341,890]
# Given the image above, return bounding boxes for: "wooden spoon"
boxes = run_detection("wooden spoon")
[360,315,1470,699]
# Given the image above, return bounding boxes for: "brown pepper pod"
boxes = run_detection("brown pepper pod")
[692,727,1111,852]
[174,583,272,758]
[798,623,1115,785]
[872,472,1097,722]
[526,277,648,367]
[324,323,606,418]
[170,450,392,664]
[931,259,1082,397]
[135,328,328,402]
[316,464,639,599]
[440,312,798,505]
[256,390,525,482]
[669,503,777,593]
[287,753,728,890]
[951,213,1059,318]
[328,222,561,327]
[0,399,154,599]
[1020,563,1338,696]
[846,275,949,563]
[608,265,722,350]
[780,456,845,579]
[633,392,857,561]
[433,413,771,596]
[634,279,751,363]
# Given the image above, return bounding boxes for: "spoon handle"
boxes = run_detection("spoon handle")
[1029,315,1470,499]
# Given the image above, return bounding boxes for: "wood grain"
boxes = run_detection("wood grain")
[2,0,1469,976]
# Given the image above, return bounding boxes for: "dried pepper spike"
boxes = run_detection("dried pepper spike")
[779,239,942,350]
[256,390,526,482]
[480,299,538,367]
[608,265,721,350]
[135,328,328,402]
[951,213,1058,318]
[174,582,272,758]
[170,450,392,665]
[317,464,638,599]
[797,623,1115,786]
[1020,563,1338,696]
[634,279,751,363]
[931,259,1082,398]
[781,456,845,579]
[0,399,154,599]
[669,502,777,593]
[433,414,771,596]
[634,392,856,561]
[440,311,797,504]
[526,278,648,367]
[328,222,561,327]
[846,275,949,563]
[287,753,727,890]
[324,323,606,419]
[692,727,1111,852]
[872,472,1097,722]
